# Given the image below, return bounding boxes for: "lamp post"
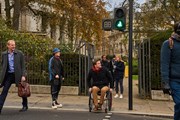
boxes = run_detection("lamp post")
[128,0,133,110]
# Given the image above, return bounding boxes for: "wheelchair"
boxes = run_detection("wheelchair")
[88,89,112,113]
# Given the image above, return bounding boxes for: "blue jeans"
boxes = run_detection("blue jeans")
[114,76,124,94]
[170,81,180,120]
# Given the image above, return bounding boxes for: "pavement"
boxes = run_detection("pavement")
[2,78,174,118]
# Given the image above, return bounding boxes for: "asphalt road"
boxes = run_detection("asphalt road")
[0,108,172,120]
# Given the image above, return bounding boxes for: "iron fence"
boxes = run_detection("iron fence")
[138,38,162,99]
[138,39,151,98]
[0,41,94,95]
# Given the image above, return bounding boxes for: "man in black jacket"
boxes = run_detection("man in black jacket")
[0,40,28,114]
[101,55,110,70]
[48,48,64,109]
[87,59,113,111]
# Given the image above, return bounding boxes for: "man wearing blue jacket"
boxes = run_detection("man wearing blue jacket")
[48,48,64,109]
[161,21,180,120]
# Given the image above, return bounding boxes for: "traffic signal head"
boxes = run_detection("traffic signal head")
[102,19,113,31]
[113,7,126,31]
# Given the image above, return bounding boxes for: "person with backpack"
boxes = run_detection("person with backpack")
[48,48,64,109]
[161,21,180,120]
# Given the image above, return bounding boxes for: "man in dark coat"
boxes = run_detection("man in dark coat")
[0,40,28,114]
[101,55,110,71]
[48,48,64,109]
[161,22,180,120]
[87,59,113,111]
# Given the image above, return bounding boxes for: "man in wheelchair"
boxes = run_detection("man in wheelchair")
[87,59,113,111]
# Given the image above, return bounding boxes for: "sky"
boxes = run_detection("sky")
[105,0,146,11]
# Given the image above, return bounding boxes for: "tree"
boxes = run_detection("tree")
[32,0,109,47]
[4,0,12,28]
[13,0,21,30]
[134,0,180,35]
[3,0,109,51]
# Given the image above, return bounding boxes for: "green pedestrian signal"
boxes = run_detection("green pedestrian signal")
[113,7,126,31]
[115,20,124,28]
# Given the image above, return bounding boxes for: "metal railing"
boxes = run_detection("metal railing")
[138,38,162,99]
[0,41,94,95]
[138,39,151,98]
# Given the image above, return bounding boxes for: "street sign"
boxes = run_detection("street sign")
[102,19,113,31]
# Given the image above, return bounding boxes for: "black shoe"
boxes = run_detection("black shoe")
[19,106,28,112]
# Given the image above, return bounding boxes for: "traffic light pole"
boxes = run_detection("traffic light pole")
[128,0,133,110]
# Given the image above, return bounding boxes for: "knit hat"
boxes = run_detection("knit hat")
[52,48,60,54]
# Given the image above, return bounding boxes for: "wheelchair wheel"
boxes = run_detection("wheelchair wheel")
[88,93,93,112]
[89,106,92,112]
[108,92,112,111]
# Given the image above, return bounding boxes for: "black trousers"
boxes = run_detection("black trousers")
[0,73,28,110]
[50,79,62,102]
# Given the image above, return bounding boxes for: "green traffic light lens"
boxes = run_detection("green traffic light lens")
[115,20,124,28]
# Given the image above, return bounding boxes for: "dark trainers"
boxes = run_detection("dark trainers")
[55,101,62,108]
[19,106,28,112]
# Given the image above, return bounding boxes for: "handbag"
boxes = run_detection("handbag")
[18,81,31,97]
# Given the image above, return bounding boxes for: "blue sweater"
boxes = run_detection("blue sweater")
[161,38,180,84]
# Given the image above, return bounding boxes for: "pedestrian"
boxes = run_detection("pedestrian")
[101,55,110,71]
[87,58,113,111]
[113,55,125,99]
[161,21,180,120]
[48,48,64,109]
[109,55,116,88]
[0,39,28,114]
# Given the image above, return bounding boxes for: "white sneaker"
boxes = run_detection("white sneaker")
[119,94,123,99]
[55,103,63,108]
[114,94,118,98]
[52,101,58,109]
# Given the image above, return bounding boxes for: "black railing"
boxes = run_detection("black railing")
[0,41,94,95]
